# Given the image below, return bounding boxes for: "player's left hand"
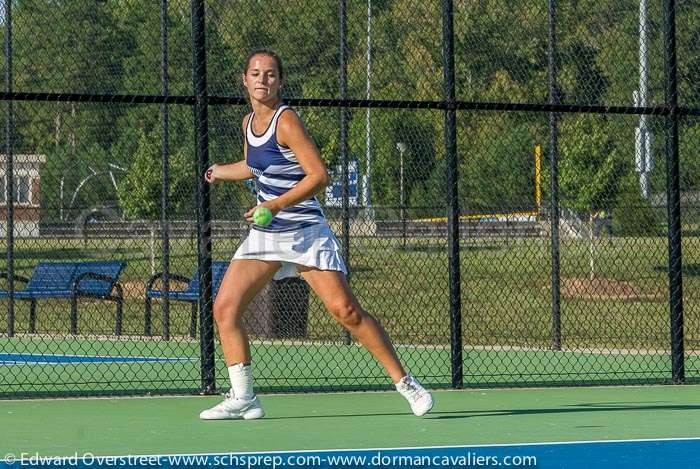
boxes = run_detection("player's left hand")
[244,200,281,223]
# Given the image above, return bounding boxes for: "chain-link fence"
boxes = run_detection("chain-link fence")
[0,0,698,398]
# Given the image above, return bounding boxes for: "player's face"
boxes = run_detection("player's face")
[243,55,283,104]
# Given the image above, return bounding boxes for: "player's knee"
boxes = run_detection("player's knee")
[213,298,243,327]
[212,300,228,325]
[329,301,363,328]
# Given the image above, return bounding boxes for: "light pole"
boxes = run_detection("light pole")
[396,142,407,248]
[635,0,653,199]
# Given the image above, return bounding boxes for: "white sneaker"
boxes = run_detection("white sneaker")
[395,375,433,416]
[199,392,265,420]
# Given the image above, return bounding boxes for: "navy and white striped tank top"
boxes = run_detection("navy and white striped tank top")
[246,104,326,233]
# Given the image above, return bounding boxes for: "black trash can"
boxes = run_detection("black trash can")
[245,277,310,338]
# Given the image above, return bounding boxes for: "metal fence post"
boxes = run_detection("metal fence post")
[190,0,216,394]
[662,0,684,384]
[4,0,14,337]
[548,0,562,351]
[160,0,171,341]
[442,0,462,389]
[339,0,352,346]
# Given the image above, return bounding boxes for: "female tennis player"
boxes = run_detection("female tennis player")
[199,48,432,420]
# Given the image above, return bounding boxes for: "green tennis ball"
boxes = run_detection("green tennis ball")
[253,206,273,226]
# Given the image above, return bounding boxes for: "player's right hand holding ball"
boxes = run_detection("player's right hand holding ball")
[204,164,220,184]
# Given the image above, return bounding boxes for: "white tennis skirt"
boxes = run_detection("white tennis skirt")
[233,222,348,280]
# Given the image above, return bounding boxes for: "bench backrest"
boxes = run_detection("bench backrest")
[185,261,229,297]
[75,261,126,296]
[25,263,77,292]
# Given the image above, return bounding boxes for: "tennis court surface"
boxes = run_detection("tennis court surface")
[2,384,699,468]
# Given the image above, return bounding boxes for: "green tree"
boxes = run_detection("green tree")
[680,122,700,191]
[460,119,538,215]
[559,115,626,214]
[117,128,192,220]
[559,114,627,278]
[117,128,194,272]
[14,0,130,151]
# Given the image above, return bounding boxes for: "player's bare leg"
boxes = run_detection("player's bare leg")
[300,267,434,416]
[199,259,280,420]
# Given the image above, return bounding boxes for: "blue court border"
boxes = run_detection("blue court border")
[0,353,196,365]
[2,438,699,468]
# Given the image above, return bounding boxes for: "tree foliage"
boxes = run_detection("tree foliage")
[117,128,193,221]
[5,0,700,224]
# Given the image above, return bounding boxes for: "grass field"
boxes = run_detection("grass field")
[1,232,699,395]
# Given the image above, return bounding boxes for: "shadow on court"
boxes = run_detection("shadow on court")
[260,402,700,421]
[429,402,700,420]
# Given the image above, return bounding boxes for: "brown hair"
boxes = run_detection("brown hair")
[244,48,285,78]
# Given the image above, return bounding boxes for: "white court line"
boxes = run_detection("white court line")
[0,352,197,360]
[0,353,197,367]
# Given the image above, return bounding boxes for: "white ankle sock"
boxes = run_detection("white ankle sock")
[395,375,410,389]
[228,363,254,400]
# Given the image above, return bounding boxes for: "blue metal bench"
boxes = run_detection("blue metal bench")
[144,261,229,338]
[0,261,126,335]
